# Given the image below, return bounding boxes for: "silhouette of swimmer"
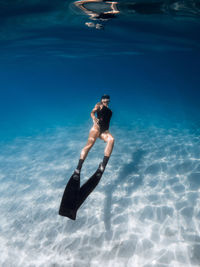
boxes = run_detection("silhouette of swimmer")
[74,0,200,30]
[74,0,119,29]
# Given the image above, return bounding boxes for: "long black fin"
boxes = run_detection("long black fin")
[59,165,105,220]
[76,167,104,210]
[59,172,80,220]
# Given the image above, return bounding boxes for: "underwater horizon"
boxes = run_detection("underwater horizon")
[0,0,200,266]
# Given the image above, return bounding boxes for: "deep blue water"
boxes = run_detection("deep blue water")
[1,0,200,141]
[1,52,200,141]
[0,1,200,266]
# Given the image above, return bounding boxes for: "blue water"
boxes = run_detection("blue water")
[0,0,200,266]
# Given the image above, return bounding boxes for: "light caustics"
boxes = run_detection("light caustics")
[1,125,200,266]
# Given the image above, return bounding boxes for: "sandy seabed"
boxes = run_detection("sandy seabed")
[0,125,200,267]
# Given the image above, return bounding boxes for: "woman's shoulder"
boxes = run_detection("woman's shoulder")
[95,102,102,110]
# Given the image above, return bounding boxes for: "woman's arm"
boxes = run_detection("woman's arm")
[91,103,100,123]
[74,0,102,19]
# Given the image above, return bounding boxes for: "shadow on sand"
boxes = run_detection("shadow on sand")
[103,149,146,233]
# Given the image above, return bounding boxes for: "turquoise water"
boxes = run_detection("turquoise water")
[0,0,200,266]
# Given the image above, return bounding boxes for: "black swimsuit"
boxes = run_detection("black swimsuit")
[96,105,112,134]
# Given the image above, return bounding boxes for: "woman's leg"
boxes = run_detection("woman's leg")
[75,126,100,173]
[76,132,114,209]
[80,126,100,160]
[99,131,115,157]
[99,131,115,170]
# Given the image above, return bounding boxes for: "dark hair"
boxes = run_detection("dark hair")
[101,94,110,100]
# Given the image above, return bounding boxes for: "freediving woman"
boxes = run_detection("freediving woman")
[59,94,114,220]
[75,94,114,174]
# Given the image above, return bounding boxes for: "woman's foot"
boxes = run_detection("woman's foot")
[74,168,80,174]
[73,169,80,180]
[98,162,105,173]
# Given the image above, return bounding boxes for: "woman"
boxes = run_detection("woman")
[74,94,114,174]
[59,94,114,220]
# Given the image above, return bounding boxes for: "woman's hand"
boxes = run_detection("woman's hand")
[93,117,99,125]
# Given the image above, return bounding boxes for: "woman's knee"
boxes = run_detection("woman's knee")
[82,143,93,155]
[87,137,96,148]
[108,135,115,144]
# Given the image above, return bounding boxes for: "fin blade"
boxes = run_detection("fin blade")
[59,173,80,220]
